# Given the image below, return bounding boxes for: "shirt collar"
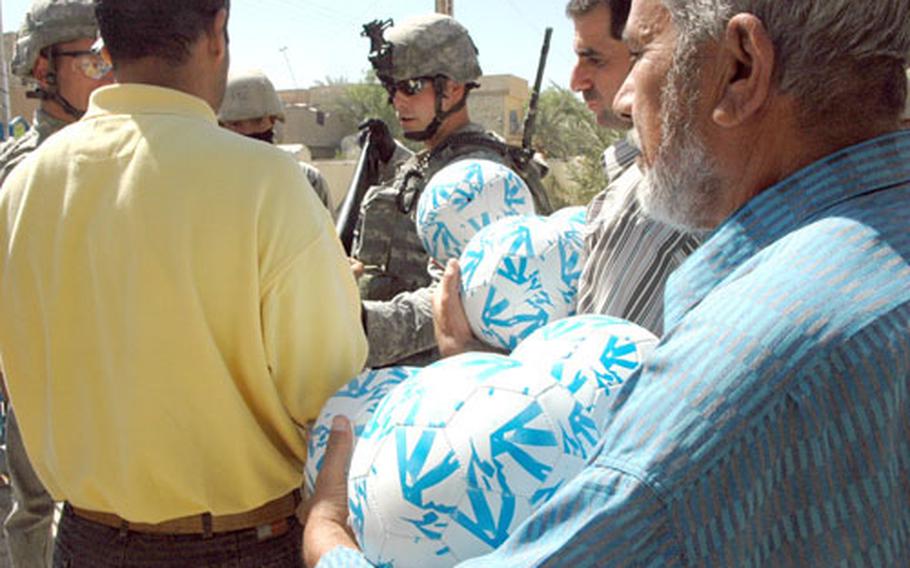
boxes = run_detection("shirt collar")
[83,83,218,125]
[602,134,639,183]
[664,129,910,329]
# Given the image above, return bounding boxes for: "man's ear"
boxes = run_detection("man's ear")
[712,13,774,128]
[207,7,229,60]
[442,81,466,109]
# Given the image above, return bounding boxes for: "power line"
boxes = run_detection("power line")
[279,46,299,89]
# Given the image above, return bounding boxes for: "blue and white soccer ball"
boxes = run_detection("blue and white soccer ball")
[305,367,419,495]
[512,315,659,431]
[416,159,536,264]
[459,214,585,351]
[548,205,587,232]
[348,353,598,567]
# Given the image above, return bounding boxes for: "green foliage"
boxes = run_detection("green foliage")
[325,71,419,152]
[314,75,352,87]
[532,84,623,208]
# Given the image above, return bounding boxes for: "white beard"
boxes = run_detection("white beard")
[637,45,724,232]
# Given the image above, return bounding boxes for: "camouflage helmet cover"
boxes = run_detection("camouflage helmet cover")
[218,70,286,123]
[11,0,99,80]
[383,14,482,84]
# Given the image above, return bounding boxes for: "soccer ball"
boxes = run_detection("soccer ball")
[548,205,587,232]
[416,159,536,264]
[305,367,419,494]
[459,214,585,351]
[511,315,659,431]
[348,352,598,567]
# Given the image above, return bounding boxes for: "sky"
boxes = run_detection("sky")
[1,0,579,91]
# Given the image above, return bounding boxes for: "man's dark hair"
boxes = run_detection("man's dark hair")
[565,0,631,40]
[95,0,230,65]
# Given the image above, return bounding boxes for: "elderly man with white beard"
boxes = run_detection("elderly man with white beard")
[304,0,910,565]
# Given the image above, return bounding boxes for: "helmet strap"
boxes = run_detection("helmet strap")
[26,85,86,121]
[28,53,85,120]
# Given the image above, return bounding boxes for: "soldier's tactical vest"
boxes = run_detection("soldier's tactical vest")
[353,131,552,302]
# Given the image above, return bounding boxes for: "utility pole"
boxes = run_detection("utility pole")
[435,0,453,16]
[0,1,11,141]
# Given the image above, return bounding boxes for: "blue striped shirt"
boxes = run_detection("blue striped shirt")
[318,130,910,567]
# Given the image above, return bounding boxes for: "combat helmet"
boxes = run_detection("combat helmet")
[363,14,482,142]
[219,70,286,124]
[11,0,98,79]
[371,14,481,85]
[10,0,101,120]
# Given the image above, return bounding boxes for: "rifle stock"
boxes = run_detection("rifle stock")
[336,136,379,255]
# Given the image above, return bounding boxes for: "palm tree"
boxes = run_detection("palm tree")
[532,84,622,208]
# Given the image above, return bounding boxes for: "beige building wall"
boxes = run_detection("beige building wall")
[281,103,348,159]
[467,74,529,146]
[312,159,357,213]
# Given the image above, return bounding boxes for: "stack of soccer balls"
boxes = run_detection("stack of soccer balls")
[416,159,537,264]
[306,315,658,567]
[416,158,587,351]
[304,161,656,565]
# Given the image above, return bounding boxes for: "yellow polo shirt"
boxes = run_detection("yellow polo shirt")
[0,84,367,522]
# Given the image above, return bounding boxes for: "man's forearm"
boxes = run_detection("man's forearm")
[304,525,363,567]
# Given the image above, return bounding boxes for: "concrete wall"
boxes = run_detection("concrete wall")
[313,159,358,213]
[467,74,529,146]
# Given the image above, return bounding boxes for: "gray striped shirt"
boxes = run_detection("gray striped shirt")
[575,137,700,335]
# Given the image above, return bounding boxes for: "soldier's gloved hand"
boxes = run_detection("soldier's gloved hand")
[357,118,396,163]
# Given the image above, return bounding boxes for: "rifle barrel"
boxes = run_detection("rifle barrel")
[522,27,553,150]
[336,138,375,254]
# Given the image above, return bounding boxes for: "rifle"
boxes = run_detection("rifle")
[336,131,380,255]
[509,26,554,214]
[336,19,395,255]
[521,27,553,154]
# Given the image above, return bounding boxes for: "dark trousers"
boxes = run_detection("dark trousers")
[53,504,302,567]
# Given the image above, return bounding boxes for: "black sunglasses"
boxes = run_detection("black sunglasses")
[381,77,434,98]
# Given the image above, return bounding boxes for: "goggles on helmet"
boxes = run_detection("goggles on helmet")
[51,49,112,80]
[381,76,434,99]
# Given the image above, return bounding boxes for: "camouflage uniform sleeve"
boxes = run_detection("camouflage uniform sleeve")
[0,132,40,188]
[362,281,438,368]
[298,161,334,214]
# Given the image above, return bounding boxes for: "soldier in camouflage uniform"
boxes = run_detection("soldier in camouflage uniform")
[0,3,113,566]
[354,13,552,368]
[218,69,334,213]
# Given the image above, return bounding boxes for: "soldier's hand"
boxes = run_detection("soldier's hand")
[349,258,365,280]
[302,416,360,566]
[357,118,396,163]
[433,259,487,357]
